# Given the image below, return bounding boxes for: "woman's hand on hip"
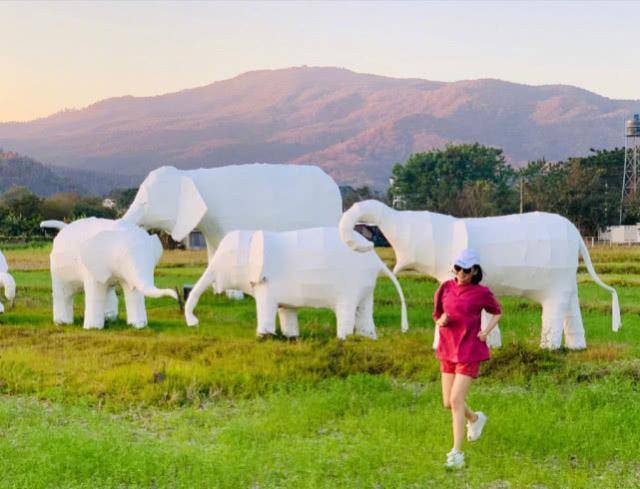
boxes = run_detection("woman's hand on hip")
[477,330,489,342]
[435,313,448,327]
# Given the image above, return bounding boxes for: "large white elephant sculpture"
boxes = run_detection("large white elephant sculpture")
[121,164,342,251]
[121,164,342,300]
[41,218,177,329]
[339,200,621,350]
[0,250,16,313]
[184,227,408,339]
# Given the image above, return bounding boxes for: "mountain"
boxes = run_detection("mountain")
[0,67,637,187]
[0,150,137,196]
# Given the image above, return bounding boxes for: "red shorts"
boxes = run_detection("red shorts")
[440,360,480,379]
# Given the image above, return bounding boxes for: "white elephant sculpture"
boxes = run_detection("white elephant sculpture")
[41,218,178,329]
[184,227,408,339]
[339,200,620,350]
[121,164,342,300]
[0,250,16,313]
[121,164,341,250]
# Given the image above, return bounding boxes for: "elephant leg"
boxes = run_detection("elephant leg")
[563,290,585,350]
[355,294,377,339]
[335,302,357,340]
[104,287,119,321]
[481,310,502,348]
[278,307,299,338]
[540,294,571,350]
[123,284,148,329]
[83,280,108,330]
[253,286,278,337]
[52,276,75,325]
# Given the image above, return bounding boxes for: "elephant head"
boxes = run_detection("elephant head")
[79,227,177,300]
[121,166,208,242]
[184,230,255,326]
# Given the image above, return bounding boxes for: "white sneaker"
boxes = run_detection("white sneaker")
[467,411,487,442]
[445,448,465,469]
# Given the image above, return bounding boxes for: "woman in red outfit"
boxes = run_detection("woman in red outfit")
[432,248,502,469]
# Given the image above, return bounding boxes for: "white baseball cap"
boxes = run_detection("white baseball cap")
[454,248,480,269]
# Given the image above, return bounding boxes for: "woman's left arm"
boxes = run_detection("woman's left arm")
[478,313,502,342]
[477,288,502,342]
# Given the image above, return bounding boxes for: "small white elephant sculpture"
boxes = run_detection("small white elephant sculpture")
[0,250,16,313]
[339,200,620,350]
[185,227,408,339]
[41,218,178,329]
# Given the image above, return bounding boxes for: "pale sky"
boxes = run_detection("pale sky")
[1,1,638,122]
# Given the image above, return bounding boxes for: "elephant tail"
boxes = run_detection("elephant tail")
[380,262,409,333]
[579,238,621,331]
[0,272,16,302]
[40,220,67,230]
[184,266,216,327]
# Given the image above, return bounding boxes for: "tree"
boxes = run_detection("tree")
[41,192,81,220]
[340,185,383,211]
[519,148,625,235]
[388,143,517,216]
[0,186,43,219]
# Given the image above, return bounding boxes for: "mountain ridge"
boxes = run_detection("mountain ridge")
[0,66,637,187]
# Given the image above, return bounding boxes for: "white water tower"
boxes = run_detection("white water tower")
[620,114,640,223]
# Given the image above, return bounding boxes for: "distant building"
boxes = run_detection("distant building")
[184,230,207,250]
[599,224,640,244]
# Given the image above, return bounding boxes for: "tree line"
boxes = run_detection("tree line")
[388,144,628,235]
[0,144,631,240]
[0,187,136,242]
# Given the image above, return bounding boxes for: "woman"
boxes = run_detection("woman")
[432,248,502,469]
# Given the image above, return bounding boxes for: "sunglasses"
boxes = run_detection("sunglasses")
[454,265,473,274]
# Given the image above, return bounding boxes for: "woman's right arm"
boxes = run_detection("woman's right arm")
[432,283,448,327]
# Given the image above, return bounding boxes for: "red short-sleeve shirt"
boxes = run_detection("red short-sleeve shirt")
[432,279,502,363]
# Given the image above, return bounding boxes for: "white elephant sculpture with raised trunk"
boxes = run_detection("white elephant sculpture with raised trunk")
[41,218,178,329]
[120,164,342,299]
[339,200,620,350]
[0,250,16,313]
[184,227,408,340]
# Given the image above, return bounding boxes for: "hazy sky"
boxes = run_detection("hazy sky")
[1,1,638,122]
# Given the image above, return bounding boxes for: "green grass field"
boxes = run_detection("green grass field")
[0,244,639,488]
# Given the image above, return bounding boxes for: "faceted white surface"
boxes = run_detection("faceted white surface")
[185,227,408,339]
[340,200,621,350]
[42,218,177,329]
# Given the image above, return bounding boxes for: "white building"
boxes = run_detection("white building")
[600,224,640,244]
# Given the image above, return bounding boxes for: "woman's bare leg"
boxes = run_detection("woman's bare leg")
[441,372,455,409]
[450,374,475,451]
[443,372,477,418]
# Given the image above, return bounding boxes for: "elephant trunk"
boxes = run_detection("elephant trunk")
[184,267,217,327]
[0,272,16,302]
[137,283,178,300]
[120,201,144,225]
[339,200,390,253]
[379,263,408,333]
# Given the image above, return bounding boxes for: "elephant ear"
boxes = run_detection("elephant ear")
[79,231,121,284]
[171,176,207,243]
[248,231,268,286]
